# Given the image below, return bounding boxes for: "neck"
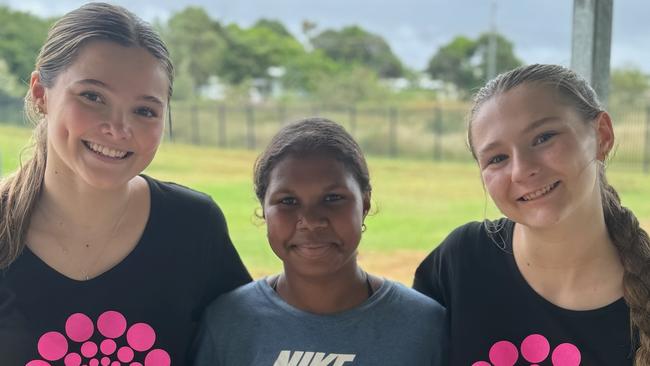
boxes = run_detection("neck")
[38,164,135,234]
[513,210,625,310]
[514,210,616,270]
[276,264,371,314]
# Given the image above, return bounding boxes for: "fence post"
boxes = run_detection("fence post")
[644,104,650,174]
[433,106,443,161]
[246,105,256,150]
[349,106,357,137]
[389,107,398,157]
[167,106,174,142]
[278,104,286,127]
[218,104,226,148]
[191,104,200,145]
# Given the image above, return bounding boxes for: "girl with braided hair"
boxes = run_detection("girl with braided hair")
[414,64,650,365]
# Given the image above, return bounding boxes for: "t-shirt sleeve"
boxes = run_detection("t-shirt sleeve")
[413,224,470,308]
[192,315,219,366]
[201,199,252,302]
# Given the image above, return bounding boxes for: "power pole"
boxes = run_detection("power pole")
[486,0,498,81]
[571,0,613,106]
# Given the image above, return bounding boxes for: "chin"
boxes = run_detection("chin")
[80,171,136,191]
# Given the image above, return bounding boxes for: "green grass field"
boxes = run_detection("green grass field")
[2,124,650,283]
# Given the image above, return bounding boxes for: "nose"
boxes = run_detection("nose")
[511,149,539,183]
[101,111,132,140]
[297,206,328,231]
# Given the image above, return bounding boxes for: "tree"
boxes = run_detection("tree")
[475,32,523,81]
[0,6,52,84]
[425,36,478,95]
[610,66,650,109]
[215,22,304,85]
[311,26,403,78]
[310,65,390,106]
[426,32,522,97]
[0,58,23,100]
[162,7,225,93]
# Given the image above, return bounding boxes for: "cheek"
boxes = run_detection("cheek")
[134,122,164,152]
[482,171,502,198]
[264,210,293,242]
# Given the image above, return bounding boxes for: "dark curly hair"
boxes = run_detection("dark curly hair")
[253,117,371,206]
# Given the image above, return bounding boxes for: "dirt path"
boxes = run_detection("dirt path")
[358,249,429,285]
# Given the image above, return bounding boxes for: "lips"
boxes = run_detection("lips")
[518,181,561,202]
[290,241,338,259]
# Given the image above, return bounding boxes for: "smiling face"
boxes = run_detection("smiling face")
[31,40,169,190]
[471,83,613,229]
[263,154,370,279]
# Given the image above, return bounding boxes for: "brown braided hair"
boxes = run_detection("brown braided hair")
[467,64,650,365]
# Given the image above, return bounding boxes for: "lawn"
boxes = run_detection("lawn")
[2,124,650,284]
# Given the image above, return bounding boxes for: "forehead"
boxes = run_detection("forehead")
[55,40,169,101]
[268,154,356,188]
[471,84,581,147]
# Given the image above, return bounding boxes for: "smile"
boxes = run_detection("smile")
[83,140,132,159]
[291,242,337,259]
[518,181,560,202]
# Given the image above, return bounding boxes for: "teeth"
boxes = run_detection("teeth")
[521,182,557,201]
[87,142,128,159]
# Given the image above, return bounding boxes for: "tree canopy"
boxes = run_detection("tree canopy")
[426,32,523,97]
[311,26,404,78]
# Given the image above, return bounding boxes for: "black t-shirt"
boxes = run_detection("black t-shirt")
[413,218,632,365]
[0,175,252,366]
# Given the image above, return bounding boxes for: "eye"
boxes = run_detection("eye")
[279,197,298,206]
[324,193,343,202]
[80,91,104,104]
[135,107,157,118]
[486,154,508,166]
[533,132,557,146]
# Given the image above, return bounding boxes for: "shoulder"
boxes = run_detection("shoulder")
[142,174,225,224]
[203,280,265,321]
[387,281,445,315]
[434,218,511,259]
[143,174,215,209]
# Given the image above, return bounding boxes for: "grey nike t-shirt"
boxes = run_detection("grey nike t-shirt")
[193,278,447,366]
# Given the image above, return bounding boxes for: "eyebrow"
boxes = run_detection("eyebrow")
[75,78,164,106]
[268,182,347,195]
[477,116,560,157]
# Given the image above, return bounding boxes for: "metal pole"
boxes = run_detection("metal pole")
[389,107,398,157]
[349,106,357,137]
[434,107,443,161]
[571,0,613,106]
[191,104,199,145]
[643,105,650,174]
[246,105,255,150]
[218,104,226,148]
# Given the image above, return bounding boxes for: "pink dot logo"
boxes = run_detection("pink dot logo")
[552,343,581,366]
[66,314,94,343]
[25,311,170,366]
[126,323,156,352]
[38,331,68,361]
[488,341,518,366]
[521,334,550,363]
[472,334,582,366]
[97,311,127,339]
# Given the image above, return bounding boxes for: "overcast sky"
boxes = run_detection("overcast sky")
[5,0,649,73]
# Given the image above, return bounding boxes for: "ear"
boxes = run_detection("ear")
[30,71,47,114]
[594,111,614,161]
